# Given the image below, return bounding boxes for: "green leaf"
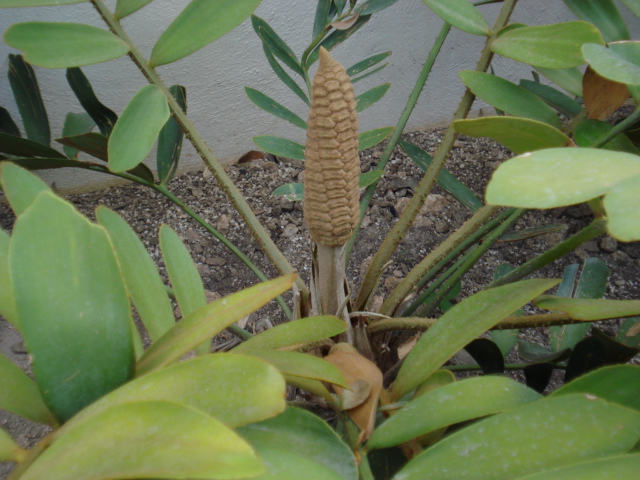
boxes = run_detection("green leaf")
[8,54,50,146]
[4,22,129,68]
[157,85,186,185]
[356,83,390,112]
[486,148,640,208]
[369,376,541,449]
[66,67,118,137]
[151,0,261,66]
[22,401,263,480]
[459,71,562,128]
[64,354,286,430]
[0,161,52,216]
[245,87,307,130]
[574,119,639,154]
[582,43,640,85]
[563,0,630,43]
[159,224,209,355]
[609,41,640,101]
[252,15,305,78]
[108,84,169,173]
[536,66,584,97]
[272,182,304,201]
[10,192,134,422]
[96,207,175,342]
[519,79,583,117]
[549,263,578,352]
[56,132,108,161]
[245,350,348,388]
[0,107,20,137]
[621,0,640,18]
[399,139,483,212]
[0,426,24,463]
[550,257,609,351]
[454,117,570,154]
[0,229,17,328]
[307,15,371,66]
[536,296,640,320]
[253,135,305,160]
[352,63,389,83]
[605,174,640,241]
[551,364,640,411]
[0,132,65,159]
[262,44,310,106]
[234,316,346,352]
[617,317,640,348]
[347,51,392,77]
[136,274,296,375]
[239,407,358,480]
[115,0,154,19]
[359,126,393,150]
[392,279,559,400]
[313,0,333,39]
[491,21,605,69]
[0,352,56,426]
[271,171,383,201]
[61,112,94,158]
[511,454,640,480]
[357,0,400,16]
[0,0,87,5]
[394,394,640,480]
[422,0,490,36]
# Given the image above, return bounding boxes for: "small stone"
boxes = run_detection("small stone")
[392,269,403,278]
[280,199,295,213]
[185,228,200,243]
[414,216,434,229]
[611,250,631,263]
[206,256,226,266]
[583,240,599,253]
[190,188,203,197]
[203,168,213,179]
[282,224,299,237]
[191,243,203,254]
[435,221,450,233]
[384,275,402,290]
[370,295,384,312]
[196,263,209,277]
[599,237,618,253]
[263,161,277,171]
[361,215,372,229]
[395,197,411,216]
[613,277,626,287]
[420,194,449,214]
[216,214,231,233]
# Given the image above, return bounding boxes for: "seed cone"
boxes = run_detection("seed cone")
[304,47,360,247]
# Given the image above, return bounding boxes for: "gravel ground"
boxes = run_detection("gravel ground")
[1,127,639,477]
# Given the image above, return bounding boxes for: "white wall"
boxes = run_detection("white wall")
[1,1,637,192]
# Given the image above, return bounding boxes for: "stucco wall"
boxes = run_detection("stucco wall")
[1,1,638,192]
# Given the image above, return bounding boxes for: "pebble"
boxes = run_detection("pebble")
[206,256,226,266]
[435,220,450,233]
[599,237,618,253]
[420,194,449,214]
[280,199,295,213]
[216,214,231,233]
[282,224,299,237]
[583,240,599,253]
[185,228,200,243]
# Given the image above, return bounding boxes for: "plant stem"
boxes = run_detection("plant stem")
[444,362,566,372]
[593,107,640,148]
[415,208,525,317]
[90,0,307,295]
[346,21,452,262]
[489,219,607,288]
[379,205,500,316]
[368,312,592,335]
[354,0,517,310]
[153,184,293,320]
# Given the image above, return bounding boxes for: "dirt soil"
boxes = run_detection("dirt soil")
[1,127,639,478]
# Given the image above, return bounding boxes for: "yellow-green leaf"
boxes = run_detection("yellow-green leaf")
[422,0,490,36]
[10,192,134,422]
[234,316,346,352]
[20,401,263,480]
[3,22,129,68]
[108,85,169,173]
[136,274,296,375]
[535,296,640,321]
[115,0,154,18]
[454,117,570,154]
[63,354,286,430]
[491,21,604,69]
[604,174,640,241]
[151,0,261,66]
